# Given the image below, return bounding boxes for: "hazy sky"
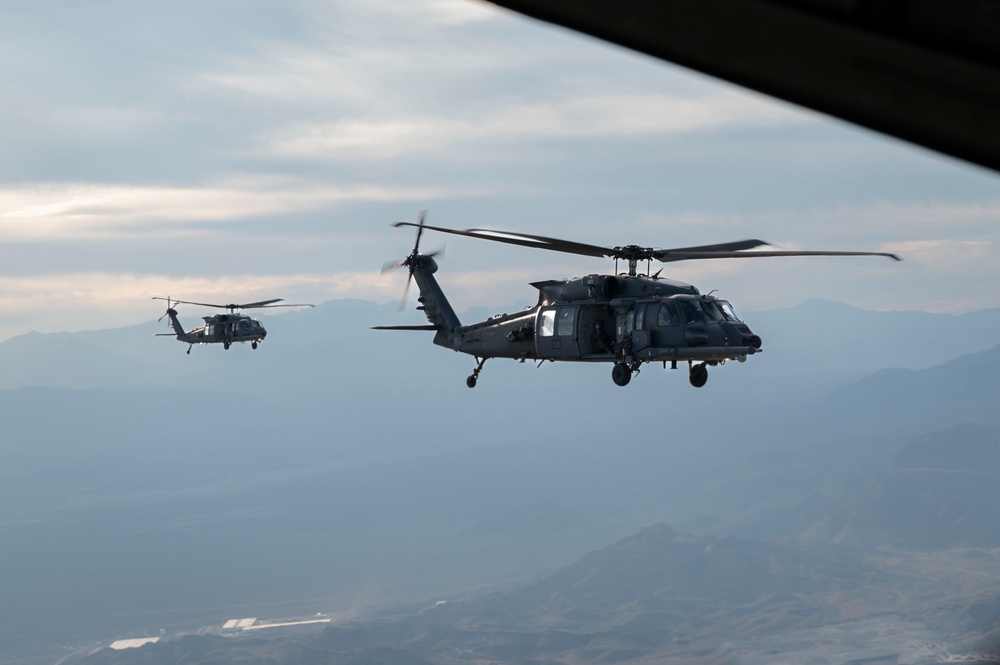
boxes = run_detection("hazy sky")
[0,0,998,340]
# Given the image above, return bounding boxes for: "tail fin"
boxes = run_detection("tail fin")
[377,255,461,349]
[165,309,186,338]
[153,298,188,339]
[411,256,459,323]
[380,213,461,349]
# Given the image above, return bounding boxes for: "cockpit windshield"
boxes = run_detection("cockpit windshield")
[718,301,740,321]
[701,300,725,321]
[700,299,740,322]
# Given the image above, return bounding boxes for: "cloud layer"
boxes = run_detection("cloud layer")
[0,0,997,338]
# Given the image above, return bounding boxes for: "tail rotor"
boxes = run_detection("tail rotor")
[155,296,177,324]
[384,211,442,310]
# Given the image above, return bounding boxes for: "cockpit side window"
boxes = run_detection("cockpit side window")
[675,300,704,324]
[658,303,678,326]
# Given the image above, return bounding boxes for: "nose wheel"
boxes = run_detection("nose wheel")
[689,362,708,388]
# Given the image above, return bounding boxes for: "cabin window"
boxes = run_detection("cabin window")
[539,310,555,337]
[658,303,678,326]
[557,307,576,337]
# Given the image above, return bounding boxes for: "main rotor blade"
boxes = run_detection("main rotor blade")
[156,298,310,310]
[394,222,610,258]
[251,303,315,308]
[392,222,900,265]
[655,249,902,263]
[654,239,770,255]
[234,299,285,309]
[161,298,231,309]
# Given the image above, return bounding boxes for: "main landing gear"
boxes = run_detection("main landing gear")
[611,361,643,387]
[689,362,709,388]
[611,360,711,387]
[467,357,488,388]
[611,362,632,387]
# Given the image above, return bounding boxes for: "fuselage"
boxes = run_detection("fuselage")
[432,272,762,365]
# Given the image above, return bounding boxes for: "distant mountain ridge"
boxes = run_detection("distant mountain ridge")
[11,298,1000,663]
[801,424,1000,550]
[1,297,999,396]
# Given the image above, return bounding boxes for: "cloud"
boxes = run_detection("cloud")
[0,269,396,331]
[0,181,449,240]
[261,91,804,162]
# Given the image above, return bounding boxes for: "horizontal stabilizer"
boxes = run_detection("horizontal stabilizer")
[371,325,438,331]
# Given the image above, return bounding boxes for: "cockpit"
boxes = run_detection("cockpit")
[656,298,742,327]
[235,318,265,334]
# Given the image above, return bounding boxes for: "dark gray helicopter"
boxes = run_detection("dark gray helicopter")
[154,297,313,354]
[375,214,900,388]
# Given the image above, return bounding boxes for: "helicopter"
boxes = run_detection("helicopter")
[375,214,900,388]
[154,297,314,354]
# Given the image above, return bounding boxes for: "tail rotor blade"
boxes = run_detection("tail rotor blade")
[398,272,413,311]
[414,210,427,254]
[157,296,172,322]
[382,258,406,275]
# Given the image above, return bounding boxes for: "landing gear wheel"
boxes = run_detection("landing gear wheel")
[612,362,632,387]
[224,342,231,350]
[689,363,708,388]
[466,357,488,389]
[252,341,258,350]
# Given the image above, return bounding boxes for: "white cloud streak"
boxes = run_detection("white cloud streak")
[261,91,802,161]
[0,182,450,240]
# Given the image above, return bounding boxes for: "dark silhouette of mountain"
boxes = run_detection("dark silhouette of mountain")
[75,523,1000,665]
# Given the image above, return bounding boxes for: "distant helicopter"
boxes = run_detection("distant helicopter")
[375,214,900,388]
[154,297,314,354]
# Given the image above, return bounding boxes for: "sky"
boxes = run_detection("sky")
[0,0,998,341]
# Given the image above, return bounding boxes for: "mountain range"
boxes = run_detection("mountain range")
[5,298,1000,664]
